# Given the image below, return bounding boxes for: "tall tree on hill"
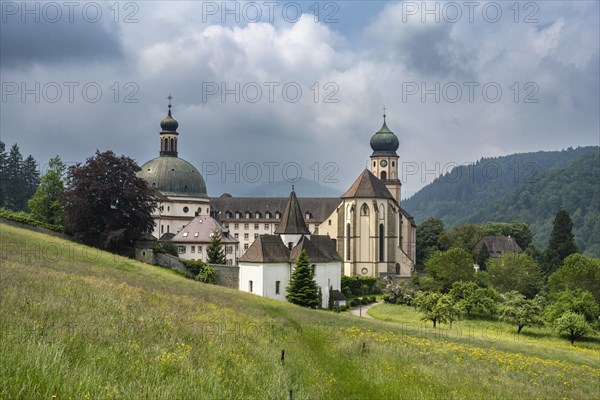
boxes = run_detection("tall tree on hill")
[28,156,66,225]
[543,210,579,276]
[424,247,475,292]
[286,250,320,308]
[416,217,445,264]
[22,155,40,208]
[206,229,226,264]
[61,150,156,252]
[0,141,6,206]
[1,144,39,211]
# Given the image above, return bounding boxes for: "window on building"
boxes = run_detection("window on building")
[167,226,170,233]
[244,243,249,250]
[346,223,351,260]
[275,212,281,219]
[361,203,369,216]
[194,232,199,237]
[249,280,253,292]
[225,246,232,254]
[234,233,239,239]
[236,212,241,218]
[244,223,249,230]
[161,225,164,234]
[265,212,271,219]
[305,212,311,220]
[224,223,229,228]
[198,246,203,253]
[392,161,395,167]
[255,212,261,219]
[234,223,239,229]
[245,212,250,218]
[328,219,331,226]
[395,263,400,274]
[244,233,249,240]
[177,246,186,254]
[183,232,188,237]
[264,223,269,229]
[191,246,195,253]
[275,281,281,294]
[183,206,189,213]
[379,223,385,262]
[226,259,232,266]
[254,223,259,230]
[381,171,387,180]
[254,234,258,239]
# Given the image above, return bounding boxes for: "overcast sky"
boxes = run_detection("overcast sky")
[1,1,598,197]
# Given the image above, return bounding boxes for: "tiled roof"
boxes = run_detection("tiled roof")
[475,236,523,256]
[275,191,310,235]
[238,235,290,263]
[171,216,237,244]
[290,235,341,263]
[342,169,394,200]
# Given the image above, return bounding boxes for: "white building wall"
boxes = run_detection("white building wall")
[314,261,342,308]
[262,263,291,301]
[238,263,263,295]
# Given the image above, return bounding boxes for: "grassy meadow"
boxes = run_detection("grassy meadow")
[1,223,599,399]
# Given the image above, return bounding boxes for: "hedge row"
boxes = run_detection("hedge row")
[0,208,63,232]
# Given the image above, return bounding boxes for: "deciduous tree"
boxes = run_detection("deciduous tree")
[28,156,66,225]
[416,217,445,264]
[424,248,475,292]
[555,311,592,345]
[500,291,544,334]
[486,253,544,298]
[61,150,156,252]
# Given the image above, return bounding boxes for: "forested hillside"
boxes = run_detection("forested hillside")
[403,147,599,256]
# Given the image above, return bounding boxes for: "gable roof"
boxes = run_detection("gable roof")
[289,235,341,263]
[274,190,311,234]
[171,216,237,244]
[475,236,523,257]
[342,169,394,200]
[238,235,290,263]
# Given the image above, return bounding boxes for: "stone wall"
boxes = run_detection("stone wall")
[208,263,239,289]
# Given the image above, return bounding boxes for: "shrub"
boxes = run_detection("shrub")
[182,259,207,276]
[0,207,63,232]
[197,265,218,284]
[383,280,419,306]
[369,296,376,303]
[339,305,348,311]
[153,242,178,257]
[341,276,380,296]
[350,299,358,307]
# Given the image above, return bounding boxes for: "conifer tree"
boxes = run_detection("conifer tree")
[286,250,320,308]
[206,229,226,264]
[544,210,579,275]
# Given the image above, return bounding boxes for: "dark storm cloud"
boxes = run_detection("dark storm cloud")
[0,15,122,67]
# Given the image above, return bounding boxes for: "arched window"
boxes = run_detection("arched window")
[381,171,387,180]
[361,203,369,216]
[164,138,169,151]
[395,263,400,274]
[379,223,385,262]
[170,138,174,152]
[346,223,351,261]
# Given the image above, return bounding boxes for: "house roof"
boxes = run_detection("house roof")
[210,196,340,223]
[342,169,394,200]
[331,290,347,301]
[239,234,341,264]
[275,190,310,235]
[171,216,238,244]
[239,235,290,263]
[475,236,523,256]
[289,235,341,263]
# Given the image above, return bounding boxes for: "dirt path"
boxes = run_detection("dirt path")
[348,301,383,318]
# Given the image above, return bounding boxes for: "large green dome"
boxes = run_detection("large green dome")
[370,120,399,155]
[139,156,207,197]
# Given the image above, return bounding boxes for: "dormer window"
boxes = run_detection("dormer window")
[194,232,199,237]
[275,212,281,219]
[183,232,188,237]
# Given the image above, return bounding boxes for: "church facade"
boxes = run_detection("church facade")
[138,101,416,281]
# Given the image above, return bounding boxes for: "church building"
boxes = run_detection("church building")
[138,99,416,282]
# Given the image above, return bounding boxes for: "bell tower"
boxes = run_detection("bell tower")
[159,95,179,157]
[369,108,401,202]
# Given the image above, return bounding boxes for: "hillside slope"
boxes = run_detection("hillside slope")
[403,147,599,255]
[1,224,598,399]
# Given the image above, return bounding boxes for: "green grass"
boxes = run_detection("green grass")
[1,223,599,399]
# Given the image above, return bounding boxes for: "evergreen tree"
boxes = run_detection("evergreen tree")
[206,229,226,264]
[4,144,24,210]
[0,141,6,206]
[544,210,579,275]
[28,156,66,225]
[22,155,40,208]
[416,217,445,264]
[286,250,320,308]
